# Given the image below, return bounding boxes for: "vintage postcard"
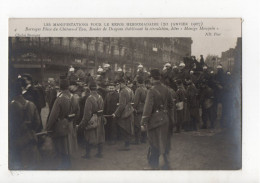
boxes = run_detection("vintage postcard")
[8,18,242,171]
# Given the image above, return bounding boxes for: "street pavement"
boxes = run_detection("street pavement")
[41,106,241,170]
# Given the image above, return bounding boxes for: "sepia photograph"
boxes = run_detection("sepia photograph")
[8,30,242,170]
[1,0,260,181]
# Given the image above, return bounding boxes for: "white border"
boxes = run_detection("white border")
[1,0,260,182]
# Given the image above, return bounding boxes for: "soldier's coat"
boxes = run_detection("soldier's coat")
[79,91,105,145]
[114,86,134,135]
[9,96,42,169]
[47,90,72,155]
[133,85,147,114]
[142,81,173,154]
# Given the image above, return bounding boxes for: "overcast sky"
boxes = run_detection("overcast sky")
[191,37,238,58]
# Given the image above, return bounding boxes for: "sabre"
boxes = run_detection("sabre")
[35,131,52,136]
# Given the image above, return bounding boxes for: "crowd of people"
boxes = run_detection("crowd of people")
[8,55,239,170]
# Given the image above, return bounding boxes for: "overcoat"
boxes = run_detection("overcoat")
[133,85,147,128]
[79,91,105,145]
[114,86,134,135]
[9,96,42,169]
[47,90,72,155]
[141,81,173,155]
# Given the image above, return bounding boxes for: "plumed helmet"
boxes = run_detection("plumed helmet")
[164,63,171,67]
[97,66,104,72]
[217,64,223,69]
[69,67,75,72]
[179,62,185,67]
[104,63,110,68]
[138,64,143,68]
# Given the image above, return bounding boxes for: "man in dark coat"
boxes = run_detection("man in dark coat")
[175,79,186,133]
[21,74,41,113]
[215,64,227,127]
[34,80,46,114]
[112,77,135,151]
[104,82,119,144]
[96,75,108,100]
[133,76,147,144]
[141,69,174,170]
[46,79,57,121]
[46,77,72,169]
[186,79,200,131]
[199,81,215,129]
[9,79,42,170]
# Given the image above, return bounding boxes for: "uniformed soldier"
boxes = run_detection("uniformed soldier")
[198,65,211,84]
[134,64,149,82]
[103,63,115,85]
[215,64,226,127]
[199,81,215,129]
[133,76,147,144]
[175,79,186,133]
[104,82,119,144]
[96,75,108,100]
[161,63,173,87]
[9,79,42,169]
[186,79,200,131]
[46,78,57,121]
[46,76,73,169]
[141,68,174,170]
[77,80,106,158]
[112,76,135,151]
[145,79,152,90]
[21,74,41,114]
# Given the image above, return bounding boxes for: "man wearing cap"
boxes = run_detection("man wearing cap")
[133,76,147,144]
[145,79,152,90]
[104,82,119,144]
[46,76,73,169]
[112,76,135,151]
[141,69,174,170]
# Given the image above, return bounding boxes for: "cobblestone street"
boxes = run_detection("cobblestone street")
[40,106,241,170]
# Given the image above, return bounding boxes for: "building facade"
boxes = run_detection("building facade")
[9,37,192,82]
[220,37,242,73]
